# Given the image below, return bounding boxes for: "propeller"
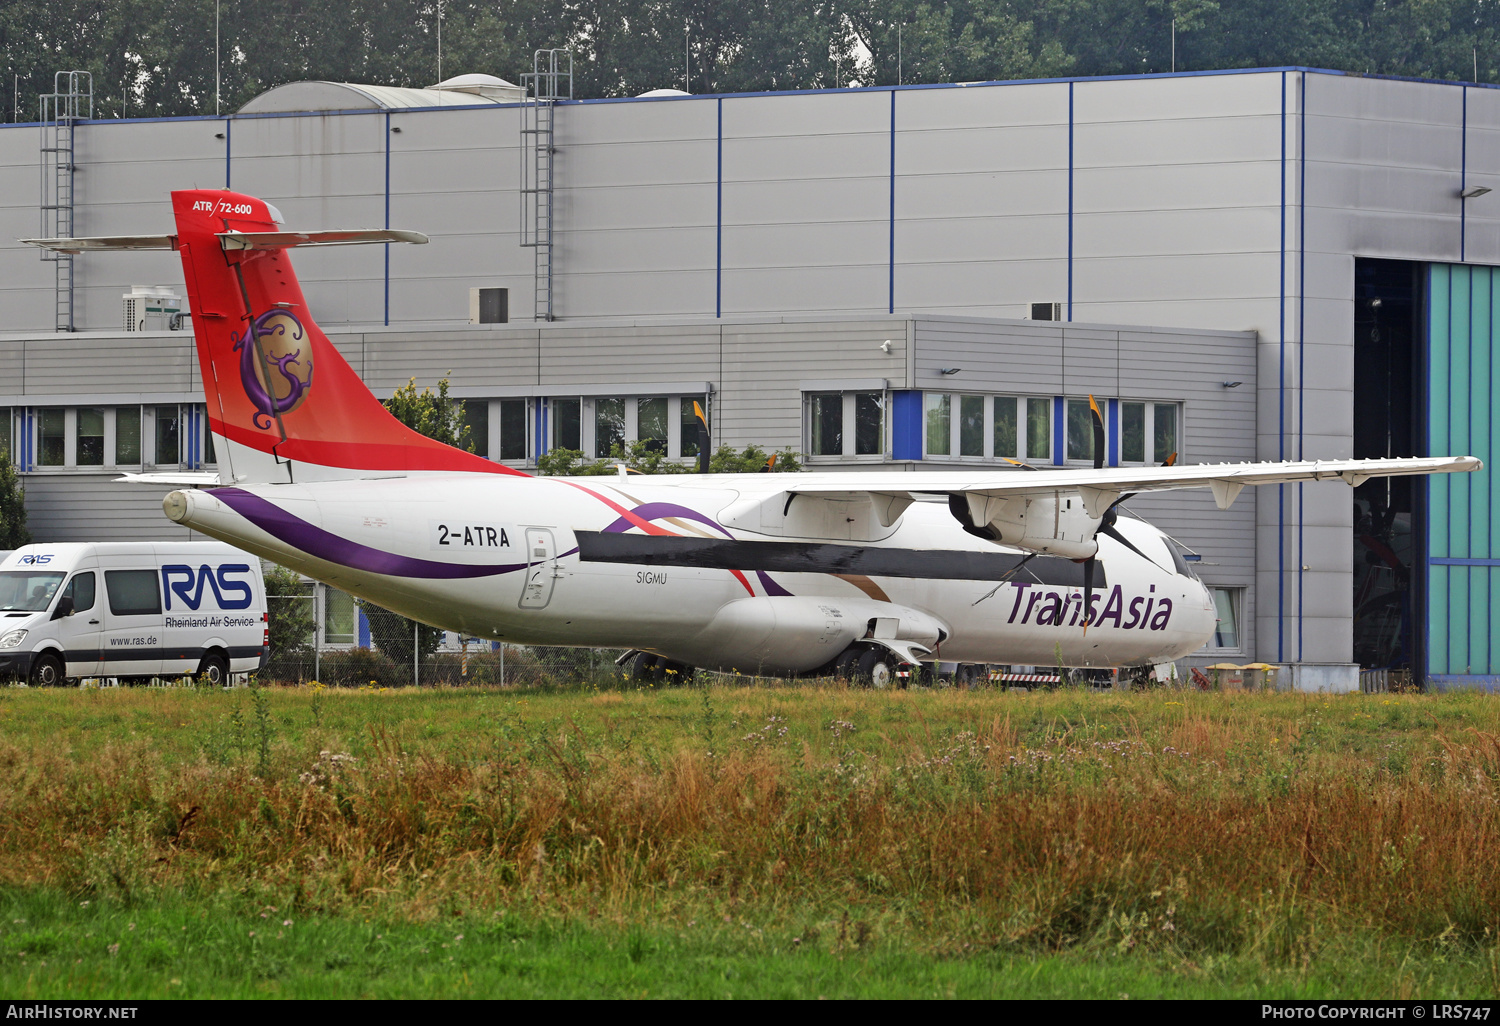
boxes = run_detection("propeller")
[760,453,778,473]
[692,401,711,474]
[1077,397,1105,629]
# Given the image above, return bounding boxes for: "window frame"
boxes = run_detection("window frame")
[918,393,1054,465]
[1117,399,1183,466]
[548,394,708,465]
[1202,586,1245,655]
[803,390,888,462]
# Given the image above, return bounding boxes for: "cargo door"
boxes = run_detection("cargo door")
[100,569,163,679]
[519,528,557,610]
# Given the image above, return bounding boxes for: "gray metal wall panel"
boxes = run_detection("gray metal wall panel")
[359,328,543,391]
[24,476,197,542]
[913,318,1063,392]
[540,325,719,387]
[720,92,889,316]
[22,334,195,395]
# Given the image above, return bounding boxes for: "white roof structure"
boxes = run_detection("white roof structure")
[239,75,523,113]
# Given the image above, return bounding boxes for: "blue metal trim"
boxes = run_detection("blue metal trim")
[1462,86,1468,262]
[1432,557,1500,566]
[1297,71,1306,661]
[1278,71,1287,663]
[224,117,231,189]
[1427,674,1500,692]
[384,111,391,327]
[1067,82,1074,322]
[1107,398,1118,466]
[357,608,371,649]
[716,97,723,319]
[890,390,923,460]
[1052,396,1064,466]
[889,90,896,315]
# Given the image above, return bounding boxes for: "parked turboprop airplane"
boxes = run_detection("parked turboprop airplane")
[24,191,1482,686]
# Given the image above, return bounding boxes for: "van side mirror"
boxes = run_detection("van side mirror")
[51,596,74,621]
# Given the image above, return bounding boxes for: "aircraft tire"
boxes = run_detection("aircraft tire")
[855,647,897,690]
[631,652,665,682]
[833,647,861,681]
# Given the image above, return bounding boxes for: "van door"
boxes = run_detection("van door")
[519,528,557,609]
[53,570,102,678]
[101,569,163,679]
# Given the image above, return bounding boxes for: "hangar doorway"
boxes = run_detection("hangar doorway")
[1352,259,1423,673]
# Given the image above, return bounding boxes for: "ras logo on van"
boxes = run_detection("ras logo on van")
[231,310,313,430]
[161,564,254,611]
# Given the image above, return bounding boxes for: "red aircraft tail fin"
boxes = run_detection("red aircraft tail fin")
[170,189,522,484]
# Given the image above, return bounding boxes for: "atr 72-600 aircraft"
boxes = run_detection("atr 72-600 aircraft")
[25,190,1481,686]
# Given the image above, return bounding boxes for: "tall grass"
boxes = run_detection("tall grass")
[0,684,1497,972]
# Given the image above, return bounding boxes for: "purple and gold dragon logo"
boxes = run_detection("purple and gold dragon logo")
[231,310,313,430]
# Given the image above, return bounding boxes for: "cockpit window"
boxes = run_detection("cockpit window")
[1164,539,1200,580]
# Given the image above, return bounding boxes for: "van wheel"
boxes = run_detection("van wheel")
[29,652,65,688]
[197,653,229,687]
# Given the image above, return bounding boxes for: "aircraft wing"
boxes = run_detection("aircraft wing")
[780,455,1481,518]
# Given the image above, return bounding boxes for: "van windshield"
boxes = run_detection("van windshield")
[0,571,66,611]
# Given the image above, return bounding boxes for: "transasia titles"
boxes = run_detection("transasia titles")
[1003,582,1175,629]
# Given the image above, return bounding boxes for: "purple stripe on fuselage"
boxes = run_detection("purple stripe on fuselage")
[212,487,530,579]
[755,570,793,597]
[601,502,732,538]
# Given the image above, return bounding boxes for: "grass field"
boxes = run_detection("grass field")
[1,679,1498,998]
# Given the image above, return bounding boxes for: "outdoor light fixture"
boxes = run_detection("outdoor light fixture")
[879,340,893,353]
[1222,381,1243,388]
[939,367,962,375]
[1460,185,1491,198]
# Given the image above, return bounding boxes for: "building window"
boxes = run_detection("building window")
[155,406,180,466]
[807,392,884,458]
[553,398,582,451]
[1208,587,1242,651]
[1065,398,1098,463]
[680,396,706,458]
[116,407,142,465]
[38,410,65,466]
[638,398,668,454]
[498,399,526,462]
[473,287,509,324]
[462,400,488,459]
[1120,401,1181,464]
[77,408,105,466]
[324,587,355,646]
[595,397,625,458]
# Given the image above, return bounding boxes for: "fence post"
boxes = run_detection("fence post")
[414,621,419,687]
[313,582,322,683]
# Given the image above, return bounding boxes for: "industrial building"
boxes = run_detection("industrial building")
[0,65,1495,687]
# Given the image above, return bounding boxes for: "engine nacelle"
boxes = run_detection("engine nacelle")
[664,595,948,676]
[962,491,1100,560]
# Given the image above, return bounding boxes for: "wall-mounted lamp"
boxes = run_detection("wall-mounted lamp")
[214,132,225,139]
[1222,380,1243,388]
[391,126,403,133]
[879,340,893,353]
[1461,185,1491,199]
[939,367,962,375]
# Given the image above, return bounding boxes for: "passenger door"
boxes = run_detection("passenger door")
[100,569,163,679]
[53,571,102,678]
[519,528,557,609]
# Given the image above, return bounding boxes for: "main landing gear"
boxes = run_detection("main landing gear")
[627,651,696,685]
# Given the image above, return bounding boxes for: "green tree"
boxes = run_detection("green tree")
[0,450,29,549]
[262,562,314,664]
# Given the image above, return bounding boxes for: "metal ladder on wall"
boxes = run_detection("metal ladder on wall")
[39,71,92,333]
[520,50,571,322]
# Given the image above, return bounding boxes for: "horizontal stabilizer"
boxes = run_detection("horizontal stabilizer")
[20,235,178,253]
[217,229,428,250]
[115,471,221,487]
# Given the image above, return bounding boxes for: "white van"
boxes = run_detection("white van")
[0,542,267,686]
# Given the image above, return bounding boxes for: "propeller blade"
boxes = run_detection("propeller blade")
[760,453,778,473]
[1002,457,1040,472]
[1162,451,1177,467]
[693,401,712,473]
[1089,395,1105,470]
[971,551,1038,606]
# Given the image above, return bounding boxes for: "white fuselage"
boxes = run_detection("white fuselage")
[168,471,1217,675]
